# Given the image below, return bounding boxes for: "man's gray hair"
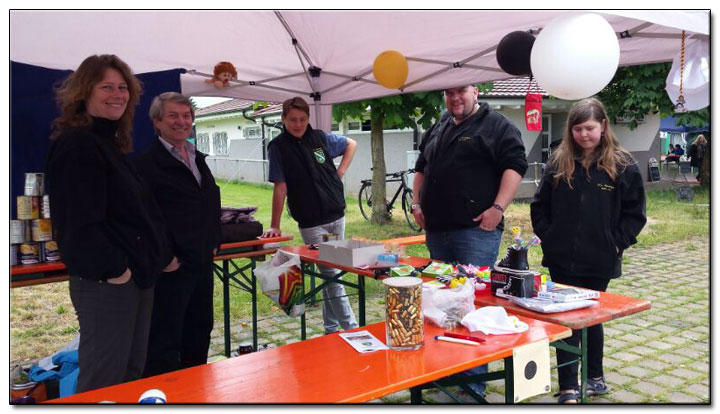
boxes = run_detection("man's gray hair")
[149,92,195,124]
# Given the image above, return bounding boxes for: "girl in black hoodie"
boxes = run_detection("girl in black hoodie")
[531,98,646,403]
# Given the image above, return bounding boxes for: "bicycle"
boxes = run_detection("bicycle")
[358,168,421,232]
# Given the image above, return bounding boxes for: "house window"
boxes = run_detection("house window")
[212,132,229,156]
[540,115,551,164]
[347,121,361,131]
[270,129,282,139]
[331,123,340,132]
[362,120,372,131]
[196,133,210,154]
[244,126,262,139]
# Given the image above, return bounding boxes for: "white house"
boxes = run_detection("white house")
[194,78,660,199]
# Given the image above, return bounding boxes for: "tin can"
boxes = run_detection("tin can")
[19,243,40,265]
[42,241,61,262]
[384,277,424,351]
[41,195,51,219]
[17,196,40,220]
[10,245,18,266]
[235,342,254,356]
[10,220,30,244]
[31,219,53,242]
[24,173,44,196]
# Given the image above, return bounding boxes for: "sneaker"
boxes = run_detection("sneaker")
[494,245,529,272]
[586,376,609,396]
[557,390,580,404]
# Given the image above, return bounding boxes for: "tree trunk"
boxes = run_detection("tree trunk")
[699,141,710,188]
[370,110,390,224]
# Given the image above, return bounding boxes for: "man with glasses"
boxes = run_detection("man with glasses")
[262,96,359,335]
[412,84,528,399]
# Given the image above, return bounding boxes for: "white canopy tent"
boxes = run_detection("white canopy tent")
[10,10,709,130]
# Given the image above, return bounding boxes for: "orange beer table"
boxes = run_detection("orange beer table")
[280,245,433,340]
[475,288,651,402]
[382,234,426,246]
[10,236,293,357]
[48,317,570,403]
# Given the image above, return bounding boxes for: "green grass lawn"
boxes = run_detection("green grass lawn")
[10,180,709,364]
[212,180,710,326]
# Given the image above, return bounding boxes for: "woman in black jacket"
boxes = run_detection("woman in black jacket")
[531,98,646,403]
[46,55,175,393]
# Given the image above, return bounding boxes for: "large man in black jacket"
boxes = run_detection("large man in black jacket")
[412,84,528,398]
[135,92,221,377]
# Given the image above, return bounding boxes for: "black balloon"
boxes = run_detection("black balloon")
[496,31,536,76]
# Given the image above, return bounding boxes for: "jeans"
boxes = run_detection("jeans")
[426,226,503,397]
[549,274,610,391]
[299,217,358,334]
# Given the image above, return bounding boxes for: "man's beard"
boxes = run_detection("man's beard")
[452,102,477,122]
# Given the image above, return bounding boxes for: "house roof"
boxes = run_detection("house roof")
[195,99,255,117]
[480,77,549,97]
[194,77,548,118]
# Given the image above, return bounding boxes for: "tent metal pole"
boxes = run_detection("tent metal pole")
[275,10,321,101]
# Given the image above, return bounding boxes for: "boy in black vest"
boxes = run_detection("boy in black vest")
[262,97,358,334]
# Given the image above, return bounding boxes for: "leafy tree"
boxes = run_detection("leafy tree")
[597,63,708,129]
[333,91,444,224]
[188,97,199,111]
[597,63,710,187]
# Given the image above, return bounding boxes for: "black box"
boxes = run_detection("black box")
[490,268,536,298]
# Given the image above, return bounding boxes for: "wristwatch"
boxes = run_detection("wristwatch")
[411,204,421,212]
[491,203,504,212]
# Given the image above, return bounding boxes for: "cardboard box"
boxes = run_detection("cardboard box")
[318,239,385,268]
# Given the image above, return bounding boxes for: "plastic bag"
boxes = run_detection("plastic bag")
[421,279,476,329]
[255,250,305,317]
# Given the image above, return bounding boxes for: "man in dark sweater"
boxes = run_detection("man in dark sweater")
[262,96,358,334]
[135,92,221,377]
[412,84,528,397]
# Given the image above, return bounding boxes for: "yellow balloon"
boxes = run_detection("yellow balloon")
[372,50,409,89]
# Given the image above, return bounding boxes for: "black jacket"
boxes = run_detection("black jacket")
[46,118,172,288]
[530,158,647,280]
[268,127,345,229]
[415,103,528,232]
[134,139,221,270]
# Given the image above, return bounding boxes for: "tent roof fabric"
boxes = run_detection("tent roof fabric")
[10,10,708,105]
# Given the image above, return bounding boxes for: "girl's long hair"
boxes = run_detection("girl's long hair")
[549,98,634,188]
[50,54,142,153]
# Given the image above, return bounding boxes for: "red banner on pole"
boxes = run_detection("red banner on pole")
[525,94,543,131]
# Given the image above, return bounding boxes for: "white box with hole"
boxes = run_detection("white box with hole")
[318,239,385,268]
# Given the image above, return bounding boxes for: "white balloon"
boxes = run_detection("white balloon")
[665,38,709,110]
[531,13,620,100]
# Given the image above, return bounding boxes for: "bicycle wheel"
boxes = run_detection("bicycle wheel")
[402,189,421,232]
[358,182,373,221]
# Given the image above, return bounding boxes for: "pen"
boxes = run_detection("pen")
[442,332,486,343]
[434,335,480,346]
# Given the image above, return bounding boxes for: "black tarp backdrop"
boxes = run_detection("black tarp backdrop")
[10,61,184,218]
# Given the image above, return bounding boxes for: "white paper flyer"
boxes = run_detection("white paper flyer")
[339,330,389,353]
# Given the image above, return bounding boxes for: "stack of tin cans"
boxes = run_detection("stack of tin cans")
[11,173,60,266]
